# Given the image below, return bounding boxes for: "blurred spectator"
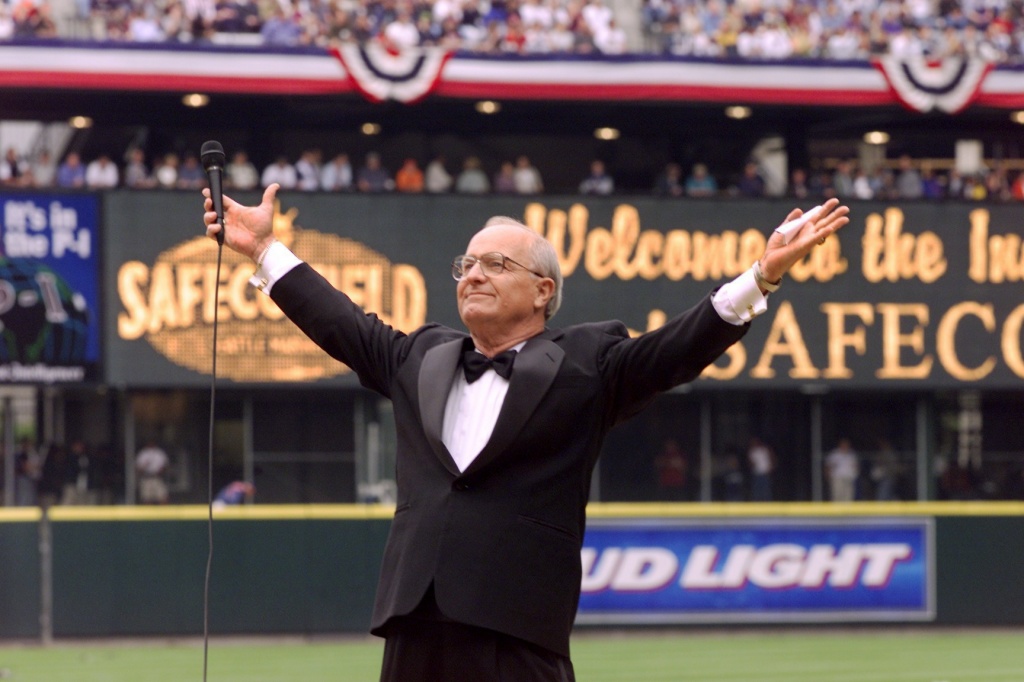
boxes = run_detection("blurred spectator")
[1012,171,1024,201]
[57,153,87,190]
[161,0,191,41]
[871,166,896,199]
[594,17,627,54]
[985,165,1011,201]
[938,459,978,500]
[261,5,302,45]
[788,167,810,199]
[519,0,553,31]
[36,443,65,508]
[963,173,987,200]
[0,147,29,187]
[654,438,689,501]
[135,440,170,504]
[826,438,860,502]
[491,159,516,191]
[512,155,543,194]
[921,163,945,200]
[320,152,353,191]
[357,151,394,192]
[212,0,260,34]
[424,154,453,193]
[871,438,902,501]
[395,157,425,192]
[384,6,420,48]
[747,436,775,501]
[261,155,297,189]
[295,148,323,191]
[14,438,39,507]
[154,152,180,188]
[124,147,155,188]
[946,168,965,198]
[853,166,875,199]
[721,452,745,502]
[127,5,164,40]
[578,159,614,195]
[654,162,684,197]
[12,0,56,38]
[685,162,717,197]
[809,168,835,198]
[582,0,613,37]
[226,150,259,190]
[176,151,206,189]
[85,153,119,188]
[213,480,255,507]
[735,160,765,197]
[455,156,490,194]
[831,159,855,197]
[62,439,99,505]
[895,155,924,199]
[30,149,56,188]
[0,4,12,40]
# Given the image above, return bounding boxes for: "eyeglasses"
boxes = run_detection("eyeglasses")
[451,252,546,281]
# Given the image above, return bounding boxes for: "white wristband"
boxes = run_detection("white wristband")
[752,260,781,293]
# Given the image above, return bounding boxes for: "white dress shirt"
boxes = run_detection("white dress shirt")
[442,343,526,471]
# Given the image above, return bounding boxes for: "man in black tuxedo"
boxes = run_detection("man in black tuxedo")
[203,186,848,681]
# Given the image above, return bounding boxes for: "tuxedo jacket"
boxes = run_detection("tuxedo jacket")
[271,263,749,657]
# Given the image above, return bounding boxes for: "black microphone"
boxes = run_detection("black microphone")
[200,140,226,245]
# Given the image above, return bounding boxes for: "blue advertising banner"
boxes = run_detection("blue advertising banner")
[578,518,934,624]
[0,193,100,383]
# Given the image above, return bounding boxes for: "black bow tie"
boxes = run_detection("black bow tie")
[462,349,517,383]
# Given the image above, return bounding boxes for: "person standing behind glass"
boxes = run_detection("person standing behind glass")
[747,436,775,501]
[578,159,614,195]
[357,152,394,193]
[425,154,454,193]
[226,150,260,190]
[321,152,353,192]
[455,156,490,194]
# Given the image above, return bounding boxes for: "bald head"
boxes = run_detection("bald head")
[480,216,562,320]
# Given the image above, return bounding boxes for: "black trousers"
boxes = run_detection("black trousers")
[379,586,575,682]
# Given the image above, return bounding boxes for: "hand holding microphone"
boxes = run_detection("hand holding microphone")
[200,140,279,263]
[200,141,227,245]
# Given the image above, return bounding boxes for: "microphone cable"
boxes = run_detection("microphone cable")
[203,220,224,682]
[200,140,228,682]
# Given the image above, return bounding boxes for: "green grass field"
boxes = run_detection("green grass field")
[1,630,1022,681]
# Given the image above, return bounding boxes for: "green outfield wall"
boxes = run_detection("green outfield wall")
[0,509,42,638]
[1,503,1022,639]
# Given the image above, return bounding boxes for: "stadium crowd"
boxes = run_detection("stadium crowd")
[5,143,1024,201]
[2,0,1024,62]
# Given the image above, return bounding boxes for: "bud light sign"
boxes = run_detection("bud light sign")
[577,519,933,624]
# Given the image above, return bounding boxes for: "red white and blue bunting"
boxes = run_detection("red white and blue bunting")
[1,41,1022,113]
[873,56,994,113]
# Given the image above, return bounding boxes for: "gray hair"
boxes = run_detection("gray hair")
[483,216,563,320]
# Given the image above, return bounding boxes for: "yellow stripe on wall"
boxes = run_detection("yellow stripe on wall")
[0,500,1018,524]
[0,508,42,522]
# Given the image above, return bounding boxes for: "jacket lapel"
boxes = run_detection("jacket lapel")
[418,338,464,476]
[463,333,565,475]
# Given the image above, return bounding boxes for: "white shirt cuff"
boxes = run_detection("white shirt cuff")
[248,241,302,295]
[712,267,769,325]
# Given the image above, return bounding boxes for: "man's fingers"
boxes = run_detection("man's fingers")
[261,183,280,208]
